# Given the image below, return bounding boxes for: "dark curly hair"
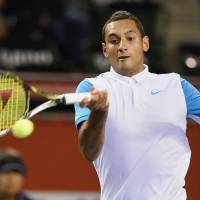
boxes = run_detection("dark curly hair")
[102,10,145,42]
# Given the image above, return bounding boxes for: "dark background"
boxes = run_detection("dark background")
[0,0,199,74]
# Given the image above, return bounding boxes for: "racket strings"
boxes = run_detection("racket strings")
[0,73,27,131]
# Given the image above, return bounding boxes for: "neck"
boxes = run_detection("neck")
[118,65,145,77]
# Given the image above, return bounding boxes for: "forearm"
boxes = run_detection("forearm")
[78,109,108,161]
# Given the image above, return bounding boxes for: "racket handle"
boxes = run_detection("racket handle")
[62,92,92,104]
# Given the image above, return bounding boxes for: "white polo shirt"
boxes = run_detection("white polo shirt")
[74,65,200,200]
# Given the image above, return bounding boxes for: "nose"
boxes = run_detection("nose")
[118,39,128,52]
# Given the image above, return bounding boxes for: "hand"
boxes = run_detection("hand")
[80,89,109,112]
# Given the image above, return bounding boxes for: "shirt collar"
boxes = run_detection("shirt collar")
[110,64,149,83]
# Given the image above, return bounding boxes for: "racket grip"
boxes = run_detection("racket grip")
[63,92,92,104]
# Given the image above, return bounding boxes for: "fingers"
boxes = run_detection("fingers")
[80,89,109,111]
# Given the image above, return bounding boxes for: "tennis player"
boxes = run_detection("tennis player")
[74,10,200,200]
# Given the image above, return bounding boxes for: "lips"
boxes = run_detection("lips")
[118,56,130,60]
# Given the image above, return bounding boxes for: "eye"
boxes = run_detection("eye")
[127,37,135,41]
[108,36,119,44]
[110,39,119,44]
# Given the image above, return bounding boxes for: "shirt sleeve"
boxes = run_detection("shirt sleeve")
[74,79,94,129]
[181,78,200,124]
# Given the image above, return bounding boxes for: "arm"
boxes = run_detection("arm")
[74,79,109,161]
[181,78,200,123]
[78,89,109,161]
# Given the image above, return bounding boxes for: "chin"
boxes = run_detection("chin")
[119,64,133,71]
[112,61,134,73]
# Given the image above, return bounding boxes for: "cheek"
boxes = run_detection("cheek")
[106,51,118,64]
[106,45,117,55]
[0,174,24,193]
[10,175,24,190]
[0,177,7,191]
[131,45,144,57]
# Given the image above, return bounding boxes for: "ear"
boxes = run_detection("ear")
[143,36,149,52]
[102,43,108,58]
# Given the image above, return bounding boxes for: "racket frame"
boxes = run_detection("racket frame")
[0,72,91,136]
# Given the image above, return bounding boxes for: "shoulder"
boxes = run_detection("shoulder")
[76,71,110,92]
[180,78,200,95]
[82,71,111,89]
[142,72,185,93]
[76,79,94,93]
[76,71,110,91]
[148,72,181,87]
[151,72,182,84]
[149,72,181,79]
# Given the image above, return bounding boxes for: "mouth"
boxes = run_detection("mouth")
[118,56,130,60]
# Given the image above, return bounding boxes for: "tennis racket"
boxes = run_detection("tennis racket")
[0,72,91,136]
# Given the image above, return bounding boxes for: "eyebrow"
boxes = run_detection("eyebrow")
[108,30,136,38]
[124,30,136,35]
[108,33,118,38]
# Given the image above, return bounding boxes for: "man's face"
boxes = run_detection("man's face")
[102,19,149,77]
[0,172,24,195]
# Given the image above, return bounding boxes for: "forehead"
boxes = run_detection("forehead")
[105,19,138,37]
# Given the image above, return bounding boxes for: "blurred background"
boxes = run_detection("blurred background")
[0,0,200,199]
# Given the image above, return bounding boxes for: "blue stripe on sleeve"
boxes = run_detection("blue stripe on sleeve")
[74,79,94,128]
[181,79,200,123]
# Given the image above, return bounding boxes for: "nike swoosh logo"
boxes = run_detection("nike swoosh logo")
[150,90,161,95]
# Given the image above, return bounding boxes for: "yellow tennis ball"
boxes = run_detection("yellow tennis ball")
[12,119,34,138]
